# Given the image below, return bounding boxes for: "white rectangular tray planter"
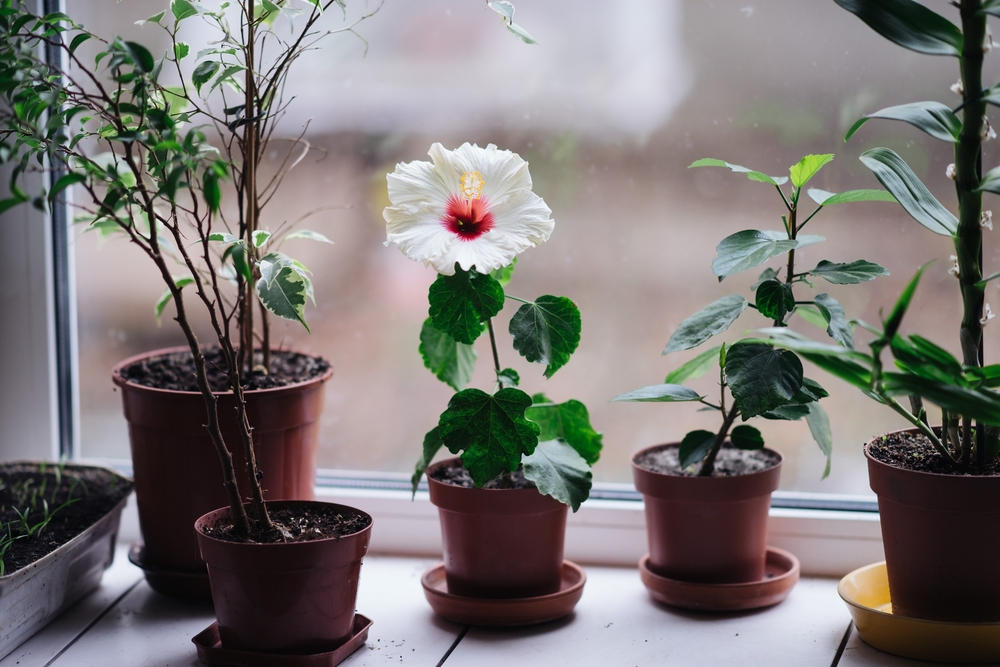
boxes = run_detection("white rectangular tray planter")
[0,465,131,660]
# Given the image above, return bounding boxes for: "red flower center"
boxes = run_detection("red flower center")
[443,196,494,241]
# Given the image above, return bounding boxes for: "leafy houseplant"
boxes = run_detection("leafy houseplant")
[0,0,375,650]
[615,154,894,591]
[383,142,602,605]
[755,0,1000,624]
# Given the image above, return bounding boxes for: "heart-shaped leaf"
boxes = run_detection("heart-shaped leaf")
[756,279,795,323]
[419,319,476,391]
[428,266,505,345]
[526,394,603,465]
[509,295,581,377]
[522,439,593,511]
[725,341,804,419]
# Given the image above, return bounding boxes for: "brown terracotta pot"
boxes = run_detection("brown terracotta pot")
[113,347,332,594]
[631,443,782,584]
[867,433,1000,622]
[426,458,567,599]
[195,501,372,654]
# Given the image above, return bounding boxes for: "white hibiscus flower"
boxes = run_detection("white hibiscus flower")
[383,142,554,275]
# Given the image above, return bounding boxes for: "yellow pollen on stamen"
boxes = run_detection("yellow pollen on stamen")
[460,171,485,200]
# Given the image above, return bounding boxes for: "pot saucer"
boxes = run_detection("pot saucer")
[639,546,799,612]
[191,613,372,667]
[128,543,212,601]
[839,561,1000,664]
[421,560,586,626]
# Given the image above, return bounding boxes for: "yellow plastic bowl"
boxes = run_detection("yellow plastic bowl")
[839,562,1000,664]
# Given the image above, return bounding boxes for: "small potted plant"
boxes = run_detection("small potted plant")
[0,460,132,660]
[758,0,1000,646]
[613,154,894,611]
[1,0,374,659]
[384,142,602,626]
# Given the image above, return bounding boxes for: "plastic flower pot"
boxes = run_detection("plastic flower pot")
[113,347,331,598]
[631,443,782,584]
[867,431,1000,622]
[194,500,372,654]
[0,463,132,660]
[426,458,567,599]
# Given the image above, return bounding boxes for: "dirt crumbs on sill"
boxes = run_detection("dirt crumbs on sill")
[120,347,329,392]
[635,444,780,477]
[869,430,1000,475]
[203,505,371,544]
[429,462,537,489]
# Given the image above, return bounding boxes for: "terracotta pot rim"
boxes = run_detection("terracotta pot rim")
[865,427,1000,480]
[111,346,333,397]
[630,442,784,479]
[194,500,373,549]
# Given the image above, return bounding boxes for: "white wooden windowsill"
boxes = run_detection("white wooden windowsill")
[0,543,959,667]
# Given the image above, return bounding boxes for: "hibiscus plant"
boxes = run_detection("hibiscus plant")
[385,143,602,511]
[0,0,374,538]
[614,155,895,477]
[758,0,1000,469]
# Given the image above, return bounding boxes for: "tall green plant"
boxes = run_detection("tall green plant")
[792,0,1000,468]
[614,155,895,477]
[0,0,374,537]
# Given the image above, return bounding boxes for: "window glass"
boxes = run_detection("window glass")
[74,0,999,495]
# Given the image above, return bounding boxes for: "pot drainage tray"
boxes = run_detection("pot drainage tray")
[421,560,586,626]
[192,613,372,666]
[638,546,800,612]
[839,561,1000,664]
[128,543,212,601]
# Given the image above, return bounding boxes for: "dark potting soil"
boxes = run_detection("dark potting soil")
[120,347,329,392]
[0,464,133,574]
[635,444,780,477]
[430,462,537,489]
[868,430,1000,476]
[203,505,372,545]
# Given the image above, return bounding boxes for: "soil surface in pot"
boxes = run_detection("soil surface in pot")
[120,347,330,392]
[430,462,537,489]
[869,430,1000,475]
[203,505,371,544]
[636,444,780,477]
[0,464,132,574]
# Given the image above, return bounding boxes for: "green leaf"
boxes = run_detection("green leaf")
[795,304,829,329]
[252,230,271,247]
[730,424,764,450]
[789,154,834,188]
[192,60,220,94]
[883,374,1000,425]
[438,388,540,486]
[48,172,85,200]
[123,42,155,73]
[975,165,1000,196]
[154,275,194,324]
[891,334,963,385]
[713,230,824,280]
[751,267,779,291]
[978,269,1000,288]
[506,21,537,44]
[611,384,704,403]
[834,0,962,56]
[174,42,189,60]
[282,229,333,245]
[256,262,309,331]
[509,295,581,377]
[663,295,748,354]
[689,158,789,186]
[419,318,476,391]
[209,232,240,245]
[526,395,603,465]
[498,368,520,388]
[755,279,795,323]
[411,426,444,496]
[229,243,252,281]
[428,267,504,345]
[522,439,592,511]
[665,345,722,384]
[814,293,854,349]
[679,430,717,468]
[845,102,961,143]
[807,188,896,206]
[758,328,876,394]
[884,263,930,341]
[69,33,92,56]
[805,403,833,479]
[203,170,220,213]
[809,260,889,284]
[761,404,811,420]
[796,377,830,403]
[490,257,517,286]
[488,1,515,20]
[725,341,804,419]
[171,0,198,21]
[859,148,957,236]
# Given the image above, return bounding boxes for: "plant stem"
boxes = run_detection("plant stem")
[698,403,740,477]
[487,318,502,378]
[885,395,957,464]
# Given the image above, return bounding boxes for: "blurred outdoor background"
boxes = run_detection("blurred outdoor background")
[70,0,1000,494]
